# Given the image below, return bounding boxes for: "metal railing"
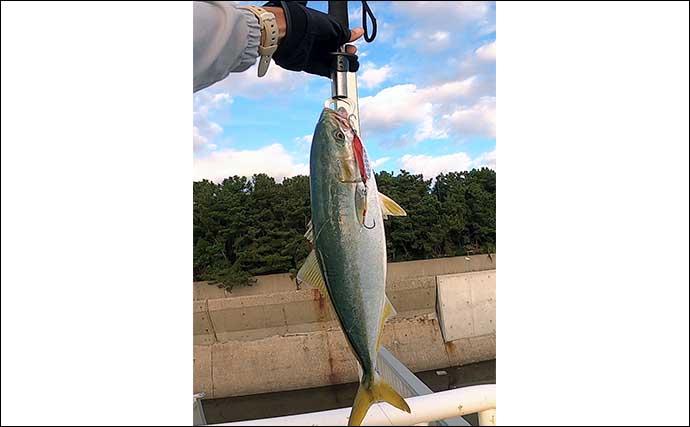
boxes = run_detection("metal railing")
[202,346,496,426]
[376,346,471,426]
[194,393,207,426]
[212,385,496,426]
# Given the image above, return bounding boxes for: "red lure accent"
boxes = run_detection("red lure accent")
[352,134,368,184]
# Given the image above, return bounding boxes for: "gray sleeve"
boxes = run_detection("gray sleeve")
[194,1,261,92]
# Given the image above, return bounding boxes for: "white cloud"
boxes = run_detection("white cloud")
[348,6,362,24]
[414,115,449,141]
[442,96,496,138]
[359,63,393,89]
[394,2,493,52]
[376,22,396,43]
[370,157,391,169]
[417,77,478,101]
[210,92,231,104]
[294,134,312,149]
[193,126,209,149]
[194,144,309,183]
[477,21,496,37]
[473,148,496,169]
[400,148,496,180]
[475,40,496,62]
[359,76,478,143]
[360,84,431,134]
[397,1,492,25]
[401,152,473,179]
[193,91,232,152]
[201,60,314,98]
[430,31,450,43]
[395,30,452,52]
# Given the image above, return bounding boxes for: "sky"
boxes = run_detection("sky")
[193,1,496,182]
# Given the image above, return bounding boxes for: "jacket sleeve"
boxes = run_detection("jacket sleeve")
[194,1,261,92]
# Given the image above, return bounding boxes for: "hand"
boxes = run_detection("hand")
[263,2,364,77]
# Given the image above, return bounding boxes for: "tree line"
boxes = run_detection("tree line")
[194,168,495,289]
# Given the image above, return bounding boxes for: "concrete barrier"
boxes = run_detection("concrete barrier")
[194,315,495,398]
[386,254,496,282]
[193,255,496,399]
[436,270,496,342]
[193,254,496,300]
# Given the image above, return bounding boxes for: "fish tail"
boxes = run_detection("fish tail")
[348,372,411,426]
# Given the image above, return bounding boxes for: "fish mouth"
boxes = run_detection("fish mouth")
[323,107,353,132]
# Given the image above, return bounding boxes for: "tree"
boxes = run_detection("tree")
[193,168,496,289]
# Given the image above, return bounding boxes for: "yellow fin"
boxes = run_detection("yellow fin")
[296,250,328,298]
[379,193,407,218]
[375,296,397,352]
[384,295,397,318]
[348,373,411,426]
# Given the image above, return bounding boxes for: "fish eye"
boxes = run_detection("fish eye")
[333,130,345,140]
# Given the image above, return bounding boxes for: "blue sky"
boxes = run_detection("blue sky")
[194,1,496,182]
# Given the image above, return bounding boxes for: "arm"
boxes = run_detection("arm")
[193,1,261,92]
[194,1,362,93]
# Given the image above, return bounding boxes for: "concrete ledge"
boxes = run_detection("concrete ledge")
[193,313,496,399]
[386,254,496,282]
[193,254,496,301]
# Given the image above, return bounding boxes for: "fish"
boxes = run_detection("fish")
[297,106,410,426]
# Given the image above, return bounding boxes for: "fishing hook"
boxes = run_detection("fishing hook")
[363,217,376,230]
[348,113,359,134]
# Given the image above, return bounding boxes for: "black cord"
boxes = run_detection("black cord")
[362,1,377,42]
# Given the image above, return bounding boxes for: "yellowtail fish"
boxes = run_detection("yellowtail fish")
[297,106,409,426]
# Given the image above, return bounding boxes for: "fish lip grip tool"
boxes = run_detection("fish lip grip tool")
[326,1,377,136]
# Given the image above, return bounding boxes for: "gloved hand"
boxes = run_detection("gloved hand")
[263,1,364,77]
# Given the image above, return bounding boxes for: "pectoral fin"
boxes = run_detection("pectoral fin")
[379,193,406,218]
[296,250,328,298]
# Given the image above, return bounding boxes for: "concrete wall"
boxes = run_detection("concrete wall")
[193,255,496,399]
[194,314,495,399]
[437,270,497,342]
[193,273,296,300]
[194,289,339,345]
[193,254,496,300]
